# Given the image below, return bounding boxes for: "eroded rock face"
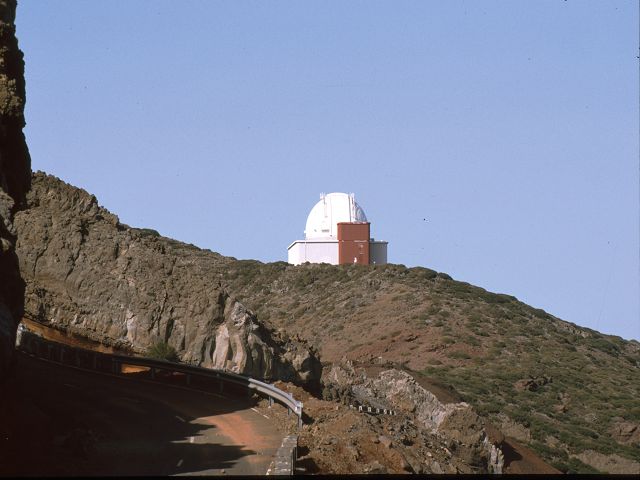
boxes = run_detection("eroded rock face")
[0,0,31,380]
[323,362,504,473]
[14,172,320,386]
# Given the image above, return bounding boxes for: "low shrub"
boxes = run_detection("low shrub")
[138,228,160,237]
[448,351,471,360]
[553,458,600,474]
[146,341,179,362]
[587,337,620,357]
[465,335,480,347]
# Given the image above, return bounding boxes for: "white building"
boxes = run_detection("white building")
[287,192,388,265]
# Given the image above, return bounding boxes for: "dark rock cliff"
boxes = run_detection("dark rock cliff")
[0,0,31,380]
[14,172,320,386]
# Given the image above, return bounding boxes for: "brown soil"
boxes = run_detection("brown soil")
[254,383,421,474]
[21,318,128,354]
[121,365,150,374]
[502,437,562,474]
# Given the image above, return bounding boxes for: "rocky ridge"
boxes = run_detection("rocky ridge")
[0,0,30,380]
[14,172,320,386]
[216,260,640,473]
[13,171,640,474]
[13,171,531,475]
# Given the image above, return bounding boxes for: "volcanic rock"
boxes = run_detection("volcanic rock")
[14,172,320,385]
[323,363,502,472]
[0,0,31,380]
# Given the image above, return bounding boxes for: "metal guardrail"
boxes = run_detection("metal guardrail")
[349,403,397,416]
[17,329,304,429]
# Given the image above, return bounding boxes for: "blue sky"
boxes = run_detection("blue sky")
[16,1,639,340]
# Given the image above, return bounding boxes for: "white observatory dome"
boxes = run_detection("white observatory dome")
[304,192,367,240]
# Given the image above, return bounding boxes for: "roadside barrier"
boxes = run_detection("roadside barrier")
[349,403,397,416]
[17,329,304,430]
[266,435,298,475]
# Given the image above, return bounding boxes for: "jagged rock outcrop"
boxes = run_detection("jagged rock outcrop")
[14,172,320,386]
[323,362,504,473]
[0,0,31,380]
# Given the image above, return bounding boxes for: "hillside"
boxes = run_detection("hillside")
[14,172,640,474]
[14,172,320,387]
[222,260,640,473]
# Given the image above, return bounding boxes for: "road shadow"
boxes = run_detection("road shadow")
[0,352,269,476]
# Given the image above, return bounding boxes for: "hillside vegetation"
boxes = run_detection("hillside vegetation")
[209,259,640,473]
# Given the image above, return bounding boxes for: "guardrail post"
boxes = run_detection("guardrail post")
[296,403,303,430]
[150,368,155,379]
[113,361,119,374]
[59,347,65,364]
[268,397,273,408]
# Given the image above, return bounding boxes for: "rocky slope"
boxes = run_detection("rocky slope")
[13,171,640,474]
[14,172,320,386]
[322,361,505,473]
[0,0,30,380]
[220,260,640,474]
[257,362,559,474]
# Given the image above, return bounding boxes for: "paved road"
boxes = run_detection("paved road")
[0,352,283,476]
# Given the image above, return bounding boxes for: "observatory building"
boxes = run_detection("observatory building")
[287,192,388,265]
